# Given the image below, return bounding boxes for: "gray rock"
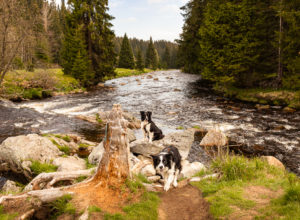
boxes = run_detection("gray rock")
[0,179,21,193]
[88,141,104,165]
[53,156,86,172]
[179,160,206,179]
[141,164,156,177]
[0,134,62,180]
[130,130,195,159]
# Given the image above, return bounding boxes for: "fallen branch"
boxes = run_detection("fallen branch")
[25,168,96,191]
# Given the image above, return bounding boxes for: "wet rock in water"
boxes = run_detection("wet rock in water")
[120,83,126,86]
[261,156,285,170]
[53,156,86,172]
[88,141,104,165]
[0,134,62,181]
[255,104,270,110]
[154,78,159,81]
[174,88,181,92]
[200,129,228,147]
[130,130,195,159]
[147,75,153,79]
[179,160,206,179]
[0,179,22,193]
[283,107,296,113]
[189,128,207,142]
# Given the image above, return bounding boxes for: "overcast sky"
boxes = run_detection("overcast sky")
[53,0,188,42]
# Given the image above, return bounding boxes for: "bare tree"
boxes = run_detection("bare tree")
[0,0,32,86]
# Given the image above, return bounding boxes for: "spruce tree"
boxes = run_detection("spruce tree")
[61,0,116,86]
[162,46,171,69]
[118,34,135,69]
[145,37,158,70]
[136,49,144,71]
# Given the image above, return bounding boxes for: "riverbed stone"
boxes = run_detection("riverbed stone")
[200,129,228,147]
[261,156,285,170]
[283,107,296,113]
[88,141,104,165]
[0,179,21,193]
[179,160,206,179]
[53,156,86,172]
[0,134,62,180]
[130,130,195,159]
[141,164,156,177]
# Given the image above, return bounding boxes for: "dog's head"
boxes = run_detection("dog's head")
[140,111,152,123]
[151,153,172,173]
[146,111,152,122]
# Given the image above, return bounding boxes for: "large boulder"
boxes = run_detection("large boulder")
[179,160,206,179]
[130,129,195,159]
[88,141,104,165]
[200,129,228,147]
[0,134,62,180]
[53,156,86,172]
[261,156,285,170]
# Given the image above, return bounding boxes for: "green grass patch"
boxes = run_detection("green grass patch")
[30,160,58,175]
[0,68,83,100]
[76,176,88,183]
[103,68,152,81]
[95,113,103,124]
[125,178,144,194]
[176,126,184,130]
[51,138,71,155]
[104,192,160,220]
[192,125,201,129]
[84,158,97,169]
[62,135,71,142]
[50,194,76,219]
[88,205,102,214]
[192,155,299,219]
[0,205,18,220]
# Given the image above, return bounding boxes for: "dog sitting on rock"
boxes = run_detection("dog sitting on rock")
[151,146,182,191]
[140,111,164,143]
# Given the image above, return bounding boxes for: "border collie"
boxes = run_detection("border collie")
[151,146,182,191]
[140,111,164,143]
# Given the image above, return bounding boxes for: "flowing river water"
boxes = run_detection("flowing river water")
[0,70,299,174]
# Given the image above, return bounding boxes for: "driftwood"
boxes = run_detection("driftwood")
[24,168,96,191]
[0,104,131,219]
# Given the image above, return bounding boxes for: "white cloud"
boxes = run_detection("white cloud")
[110,0,124,8]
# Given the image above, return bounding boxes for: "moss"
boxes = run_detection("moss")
[88,205,102,214]
[176,126,184,130]
[95,113,103,124]
[62,135,71,143]
[76,176,88,183]
[84,158,96,169]
[51,138,71,155]
[30,160,58,175]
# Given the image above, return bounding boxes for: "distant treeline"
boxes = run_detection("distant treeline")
[114,36,178,69]
[177,0,300,90]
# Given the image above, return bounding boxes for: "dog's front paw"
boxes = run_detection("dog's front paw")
[164,184,170,191]
[173,181,178,188]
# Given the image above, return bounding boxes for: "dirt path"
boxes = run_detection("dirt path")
[158,184,212,220]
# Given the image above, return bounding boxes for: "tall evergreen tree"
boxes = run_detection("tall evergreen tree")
[61,0,116,86]
[145,37,158,70]
[118,34,135,69]
[136,49,144,71]
[162,46,171,69]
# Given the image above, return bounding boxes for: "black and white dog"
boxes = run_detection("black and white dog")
[140,111,164,143]
[151,146,182,191]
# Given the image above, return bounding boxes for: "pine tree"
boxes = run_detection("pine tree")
[118,34,135,69]
[61,0,116,86]
[136,49,144,71]
[145,37,158,70]
[162,46,171,69]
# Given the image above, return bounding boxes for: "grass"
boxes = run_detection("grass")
[218,86,300,109]
[88,205,102,214]
[191,155,300,219]
[50,194,76,219]
[192,125,201,129]
[95,113,103,124]
[104,192,160,220]
[103,68,152,81]
[76,175,88,183]
[0,68,83,100]
[0,205,18,220]
[51,139,71,155]
[30,160,58,175]
[176,126,185,130]
[84,158,97,169]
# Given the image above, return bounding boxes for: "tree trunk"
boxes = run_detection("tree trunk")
[277,0,283,88]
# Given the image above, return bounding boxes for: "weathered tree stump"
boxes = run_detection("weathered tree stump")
[0,104,131,218]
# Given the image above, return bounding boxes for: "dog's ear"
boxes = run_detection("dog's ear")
[165,153,173,161]
[147,111,152,121]
[140,111,145,120]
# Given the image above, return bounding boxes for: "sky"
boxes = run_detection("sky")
[54,0,188,42]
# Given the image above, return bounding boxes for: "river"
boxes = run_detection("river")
[0,70,299,174]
